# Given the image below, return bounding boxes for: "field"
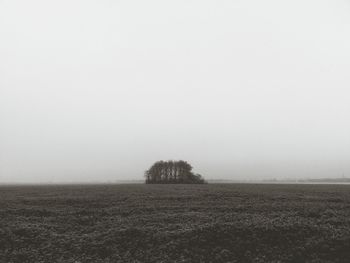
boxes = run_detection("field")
[1,184,350,263]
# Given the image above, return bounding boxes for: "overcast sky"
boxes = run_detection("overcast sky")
[1,0,350,183]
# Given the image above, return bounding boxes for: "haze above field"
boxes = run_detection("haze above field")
[1,0,350,183]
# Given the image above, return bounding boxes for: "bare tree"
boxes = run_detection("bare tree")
[145,160,206,184]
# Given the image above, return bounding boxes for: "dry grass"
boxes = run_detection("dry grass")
[1,184,350,262]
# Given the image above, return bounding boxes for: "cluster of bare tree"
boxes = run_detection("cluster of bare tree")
[145,160,206,184]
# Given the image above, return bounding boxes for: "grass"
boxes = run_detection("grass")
[1,183,350,262]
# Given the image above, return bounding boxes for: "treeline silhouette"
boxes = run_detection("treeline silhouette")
[145,160,206,184]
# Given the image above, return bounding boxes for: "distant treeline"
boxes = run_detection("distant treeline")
[298,178,350,183]
[145,160,206,184]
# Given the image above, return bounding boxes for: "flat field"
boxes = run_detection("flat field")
[1,184,350,263]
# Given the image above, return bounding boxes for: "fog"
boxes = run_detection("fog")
[1,0,350,183]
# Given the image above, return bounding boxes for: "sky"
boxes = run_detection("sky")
[1,0,350,183]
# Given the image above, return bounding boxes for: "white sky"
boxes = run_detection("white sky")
[1,0,350,183]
